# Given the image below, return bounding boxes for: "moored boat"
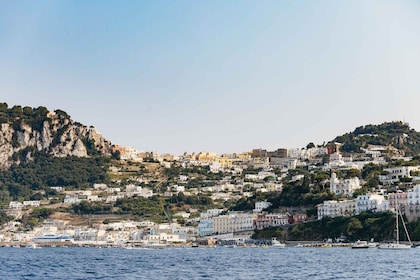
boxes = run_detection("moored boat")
[271,238,286,248]
[351,240,369,249]
[378,191,413,250]
[25,242,40,249]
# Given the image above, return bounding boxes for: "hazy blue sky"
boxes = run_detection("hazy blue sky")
[1,1,420,155]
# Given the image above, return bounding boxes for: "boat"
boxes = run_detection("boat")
[351,240,369,249]
[33,233,73,243]
[25,242,40,249]
[271,238,286,248]
[378,192,413,250]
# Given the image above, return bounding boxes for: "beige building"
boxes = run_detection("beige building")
[212,212,254,235]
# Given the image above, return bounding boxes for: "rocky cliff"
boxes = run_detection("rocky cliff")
[0,104,113,169]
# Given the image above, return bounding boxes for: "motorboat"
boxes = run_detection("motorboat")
[351,240,369,249]
[271,238,286,248]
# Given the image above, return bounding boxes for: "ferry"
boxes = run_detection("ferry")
[33,234,73,242]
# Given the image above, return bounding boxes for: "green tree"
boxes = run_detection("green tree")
[346,217,363,239]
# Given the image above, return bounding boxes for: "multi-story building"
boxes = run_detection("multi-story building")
[407,185,420,205]
[198,220,213,237]
[387,191,408,210]
[212,212,254,235]
[317,200,356,219]
[330,173,361,197]
[200,209,224,219]
[379,166,419,185]
[254,213,289,230]
[355,194,388,214]
[254,201,272,213]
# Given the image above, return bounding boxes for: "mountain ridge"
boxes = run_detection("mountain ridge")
[0,102,114,169]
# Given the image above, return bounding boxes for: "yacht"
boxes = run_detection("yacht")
[378,192,413,250]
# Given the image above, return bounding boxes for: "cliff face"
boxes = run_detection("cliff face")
[0,109,113,169]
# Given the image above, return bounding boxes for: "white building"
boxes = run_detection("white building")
[64,195,81,204]
[379,166,419,184]
[93,183,107,190]
[317,200,356,219]
[408,185,420,205]
[200,209,224,219]
[355,194,388,214]
[8,201,23,209]
[125,184,153,198]
[23,201,41,207]
[330,173,361,197]
[198,219,213,237]
[254,201,272,213]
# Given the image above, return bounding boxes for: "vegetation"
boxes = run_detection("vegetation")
[19,207,54,230]
[253,211,420,242]
[72,201,113,215]
[0,152,110,201]
[115,196,167,223]
[333,121,420,156]
[0,208,13,225]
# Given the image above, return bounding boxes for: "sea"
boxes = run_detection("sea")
[0,246,419,280]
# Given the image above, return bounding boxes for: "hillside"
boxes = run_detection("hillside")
[0,103,118,203]
[0,102,114,169]
[332,121,420,156]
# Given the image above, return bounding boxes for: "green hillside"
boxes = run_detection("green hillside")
[333,121,420,156]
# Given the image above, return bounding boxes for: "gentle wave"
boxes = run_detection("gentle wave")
[0,247,419,280]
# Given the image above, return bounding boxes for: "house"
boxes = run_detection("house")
[330,172,361,197]
[64,195,81,204]
[379,166,419,184]
[254,201,272,213]
[292,213,307,224]
[8,201,23,209]
[23,201,41,207]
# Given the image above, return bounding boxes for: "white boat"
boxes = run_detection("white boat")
[351,240,369,249]
[25,242,40,249]
[271,238,286,248]
[378,192,413,250]
[33,233,73,242]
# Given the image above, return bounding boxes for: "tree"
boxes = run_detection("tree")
[346,218,363,240]
[306,142,315,149]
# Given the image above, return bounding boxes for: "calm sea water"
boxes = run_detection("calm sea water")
[0,247,419,280]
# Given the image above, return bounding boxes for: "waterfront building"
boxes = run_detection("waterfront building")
[254,213,289,230]
[198,219,213,237]
[212,212,254,235]
[317,200,356,219]
[355,194,388,214]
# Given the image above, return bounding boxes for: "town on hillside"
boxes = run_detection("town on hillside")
[2,136,420,248]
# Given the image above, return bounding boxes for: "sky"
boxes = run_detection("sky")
[1,0,420,155]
